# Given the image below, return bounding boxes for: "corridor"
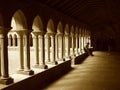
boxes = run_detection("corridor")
[43,51,120,90]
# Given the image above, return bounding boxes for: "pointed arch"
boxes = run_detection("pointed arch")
[11,9,27,30]
[65,24,69,34]
[32,15,43,32]
[57,21,63,34]
[70,25,74,35]
[47,19,55,33]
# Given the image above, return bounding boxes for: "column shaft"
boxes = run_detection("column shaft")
[8,37,12,46]
[45,35,50,62]
[72,36,74,55]
[76,36,79,56]
[51,35,57,64]
[55,35,58,61]
[79,36,82,54]
[13,37,16,46]
[0,30,13,84]
[59,35,64,60]
[65,34,70,60]
[17,32,24,71]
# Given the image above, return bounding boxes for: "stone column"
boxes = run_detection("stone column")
[65,34,70,60]
[76,35,79,56]
[23,31,34,75]
[79,35,82,54]
[55,34,58,61]
[58,34,64,61]
[13,35,16,46]
[71,35,75,56]
[45,34,50,62]
[61,35,64,60]
[38,34,48,69]
[0,27,13,85]
[32,32,39,68]
[81,36,84,53]
[8,35,12,47]
[51,34,58,64]
[16,31,24,72]
[63,35,65,59]
[0,44,1,77]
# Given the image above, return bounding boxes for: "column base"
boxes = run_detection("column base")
[75,53,79,56]
[63,58,66,61]
[78,52,82,55]
[33,64,40,68]
[65,56,71,60]
[47,61,58,65]
[58,58,65,61]
[0,77,14,85]
[46,59,50,62]
[71,54,76,58]
[17,70,34,75]
[39,64,48,69]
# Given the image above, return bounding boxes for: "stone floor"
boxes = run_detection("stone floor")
[43,51,120,90]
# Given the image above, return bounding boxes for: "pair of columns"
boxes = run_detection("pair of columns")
[32,32,47,69]
[55,33,64,61]
[16,30,34,75]
[71,35,80,56]
[8,35,17,47]
[64,34,71,60]
[45,33,58,64]
[0,29,35,85]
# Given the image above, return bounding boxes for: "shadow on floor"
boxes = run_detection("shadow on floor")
[34,67,75,90]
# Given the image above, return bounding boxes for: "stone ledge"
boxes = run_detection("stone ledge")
[73,53,88,64]
[1,60,71,90]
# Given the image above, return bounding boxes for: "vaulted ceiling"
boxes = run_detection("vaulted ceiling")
[34,0,120,29]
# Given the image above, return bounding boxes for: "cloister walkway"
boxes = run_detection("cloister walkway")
[43,51,120,90]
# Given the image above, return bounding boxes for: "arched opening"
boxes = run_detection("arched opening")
[9,10,27,75]
[65,24,69,35]
[75,27,79,55]
[56,22,63,60]
[29,34,33,47]
[31,15,44,67]
[11,10,27,30]
[70,26,74,55]
[81,28,85,52]
[32,15,43,32]
[47,19,55,33]
[57,22,63,34]
[78,28,82,54]
[13,34,18,46]
[45,19,55,63]
[64,24,70,59]
[8,34,13,46]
